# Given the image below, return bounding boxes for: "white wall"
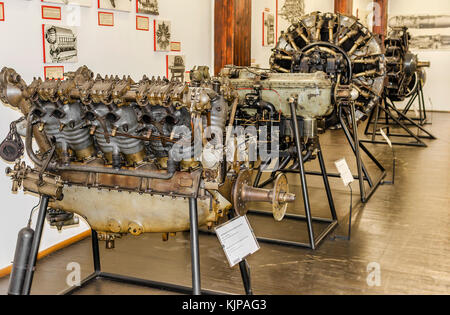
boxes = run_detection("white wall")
[0,0,213,270]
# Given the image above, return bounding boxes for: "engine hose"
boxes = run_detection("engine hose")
[54,163,176,180]
[25,110,44,168]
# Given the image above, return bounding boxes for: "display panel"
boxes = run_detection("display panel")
[136,0,158,15]
[0,2,4,22]
[42,24,78,63]
[44,66,65,80]
[170,41,181,51]
[136,15,149,31]
[263,12,275,46]
[98,0,132,12]
[42,5,62,20]
[98,11,114,26]
[41,0,92,7]
[154,20,171,51]
[166,54,186,81]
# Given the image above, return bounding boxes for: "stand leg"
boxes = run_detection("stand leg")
[289,101,315,249]
[317,142,337,221]
[364,105,375,135]
[239,260,253,295]
[22,195,49,295]
[253,164,264,188]
[349,103,366,203]
[189,197,201,295]
[257,156,291,188]
[371,104,380,142]
[91,230,101,273]
[384,99,434,141]
[340,107,369,201]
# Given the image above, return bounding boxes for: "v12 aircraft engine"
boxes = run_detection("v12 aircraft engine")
[0,65,298,245]
[270,12,386,128]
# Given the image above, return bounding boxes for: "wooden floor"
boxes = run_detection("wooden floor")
[0,113,449,295]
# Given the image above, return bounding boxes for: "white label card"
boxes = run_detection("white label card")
[380,128,393,148]
[215,216,260,268]
[335,158,354,187]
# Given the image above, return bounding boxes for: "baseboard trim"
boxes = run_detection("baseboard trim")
[0,229,91,279]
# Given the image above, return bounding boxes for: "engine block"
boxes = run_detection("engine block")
[0,65,301,244]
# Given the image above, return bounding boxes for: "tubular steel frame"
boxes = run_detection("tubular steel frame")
[247,102,386,250]
[9,195,253,296]
[246,100,339,250]
[363,85,437,147]
[400,80,430,126]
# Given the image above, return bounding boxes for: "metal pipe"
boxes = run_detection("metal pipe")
[25,113,44,167]
[239,260,253,295]
[91,230,101,273]
[189,197,201,295]
[317,141,337,221]
[54,163,176,180]
[22,195,49,295]
[289,99,315,249]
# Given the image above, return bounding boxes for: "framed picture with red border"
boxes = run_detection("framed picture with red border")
[170,42,181,52]
[0,2,5,22]
[42,24,78,63]
[166,55,186,81]
[154,20,172,51]
[40,0,92,7]
[44,66,65,80]
[98,11,114,27]
[136,0,159,15]
[136,15,149,31]
[41,5,62,21]
[98,0,131,12]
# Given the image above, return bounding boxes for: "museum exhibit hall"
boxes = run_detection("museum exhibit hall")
[0,0,448,300]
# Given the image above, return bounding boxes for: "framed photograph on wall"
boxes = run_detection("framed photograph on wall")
[166,55,186,82]
[42,24,78,63]
[263,12,275,46]
[98,0,132,12]
[41,0,93,7]
[0,2,4,22]
[136,0,158,15]
[154,20,171,51]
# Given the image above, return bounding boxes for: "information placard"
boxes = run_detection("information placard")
[136,15,149,31]
[98,11,114,27]
[335,158,354,187]
[42,5,62,20]
[44,66,64,80]
[215,216,260,267]
[170,41,181,52]
[380,128,393,148]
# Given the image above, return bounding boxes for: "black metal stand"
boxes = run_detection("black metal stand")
[254,102,386,207]
[247,101,339,250]
[338,104,386,203]
[9,196,244,295]
[400,80,430,126]
[21,196,49,295]
[363,93,436,147]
